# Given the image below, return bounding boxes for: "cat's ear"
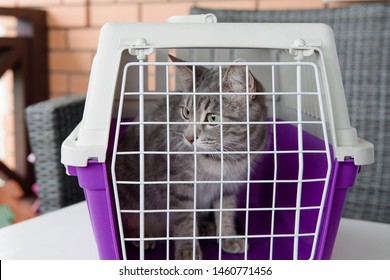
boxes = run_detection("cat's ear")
[223,59,257,99]
[169,54,206,91]
[169,54,194,90]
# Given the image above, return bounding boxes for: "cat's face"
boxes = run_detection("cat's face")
[169,55,267,156]
[180,93,227,152]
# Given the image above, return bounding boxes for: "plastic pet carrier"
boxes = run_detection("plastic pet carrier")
[61,15,374,260]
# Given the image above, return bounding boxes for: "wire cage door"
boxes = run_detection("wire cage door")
[110,53,332,260]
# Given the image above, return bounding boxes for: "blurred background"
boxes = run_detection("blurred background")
[0,0,388,228]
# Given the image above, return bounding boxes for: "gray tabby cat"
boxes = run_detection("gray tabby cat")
[115,55,268,260]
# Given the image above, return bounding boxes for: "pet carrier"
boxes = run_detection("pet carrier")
[61,15,374,260]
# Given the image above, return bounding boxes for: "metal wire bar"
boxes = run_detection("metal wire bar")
[119,120,324,125]
[192,65,198,260]
[110,58,129,260]
[120,205,321,214]
[293,63,304,260]
[138,61,146,260]
[218,65,224,260]
[124,232,317,243]
[270,65,278,260]
[116,149,328,156]
[116,178,327,185]
[165,65,171,260]
[124,232,317,242]
[244,65,251,260]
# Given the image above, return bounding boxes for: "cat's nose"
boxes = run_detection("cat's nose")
[186,136,194,144]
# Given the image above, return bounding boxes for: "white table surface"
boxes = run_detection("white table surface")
[0,201,389,260]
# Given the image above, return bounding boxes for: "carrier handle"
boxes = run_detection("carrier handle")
[168,14,218,23]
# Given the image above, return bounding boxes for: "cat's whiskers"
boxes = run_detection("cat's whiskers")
[222,140,248,152]
[212,143,241,161]
[170,135,190,159]
[209,145,220,162]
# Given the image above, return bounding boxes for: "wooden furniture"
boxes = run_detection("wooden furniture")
[0,8,48,196]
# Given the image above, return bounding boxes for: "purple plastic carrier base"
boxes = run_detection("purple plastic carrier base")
[68,123,360,260]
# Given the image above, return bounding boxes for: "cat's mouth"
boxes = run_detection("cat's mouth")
[183,135,246,152]
[181,136,248,163]
[183,135,217,150]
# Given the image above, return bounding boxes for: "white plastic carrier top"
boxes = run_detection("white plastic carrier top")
[61,14,374,168]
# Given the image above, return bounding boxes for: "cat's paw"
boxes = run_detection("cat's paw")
[222,238,247,254]
[175,241,202,260]
[131,240,157,250]
[130,231,157,250]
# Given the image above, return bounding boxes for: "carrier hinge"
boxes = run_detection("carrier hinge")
[129,38,154,60]
[289,39,319,61]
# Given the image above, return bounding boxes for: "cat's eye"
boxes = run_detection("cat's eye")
[206,113,220,125]
[181,107,190,120]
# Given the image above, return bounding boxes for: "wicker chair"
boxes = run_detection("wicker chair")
[25,95,86,213]
[191,3,390,224]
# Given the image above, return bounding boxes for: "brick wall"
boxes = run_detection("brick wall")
[0,0,357,98]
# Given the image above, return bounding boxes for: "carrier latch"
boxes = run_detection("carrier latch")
[129,38,154,60]
[289,39,317,61]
